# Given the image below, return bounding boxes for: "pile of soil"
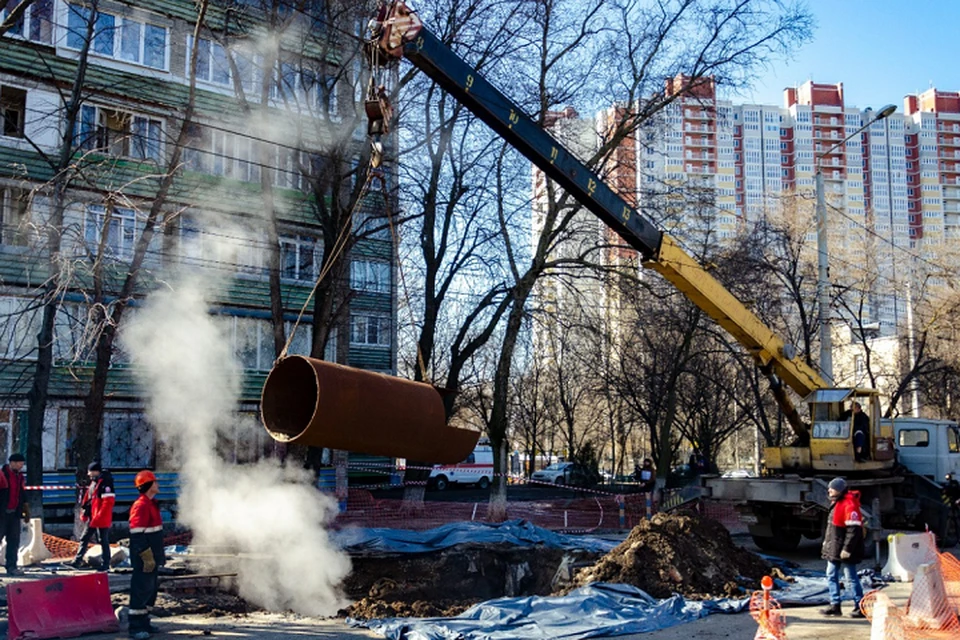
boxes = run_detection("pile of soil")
[342,544,598,619]
[564,513,770,599]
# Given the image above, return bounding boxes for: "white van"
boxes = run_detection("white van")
[429,443,494,490]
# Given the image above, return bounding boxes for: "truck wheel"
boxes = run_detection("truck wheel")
[941,513,959,549]
[772,530,801,552]
[434,475,449,491]
[752,531,801,553]
[751,535,777,552]
[478,477,490,490]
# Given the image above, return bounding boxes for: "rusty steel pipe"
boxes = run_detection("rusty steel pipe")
[260,356,479,464]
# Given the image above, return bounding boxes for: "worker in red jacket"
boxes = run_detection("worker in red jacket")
[71,461,115,570]
[0,453,27,576]
[820,477,865,618]
[128,470,165,640]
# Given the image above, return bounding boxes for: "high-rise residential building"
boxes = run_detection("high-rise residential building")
[0,1,396,470]
[532,78,960,366]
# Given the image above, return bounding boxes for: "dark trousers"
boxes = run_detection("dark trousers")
[129,548,158,633]
[2,509,21,572]
[74,525,111,568]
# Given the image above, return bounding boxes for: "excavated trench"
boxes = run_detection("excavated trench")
[105,514,769,620]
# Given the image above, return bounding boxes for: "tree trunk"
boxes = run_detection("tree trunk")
[25,8,97,508]
[77,1,208,476]
[487,284,531,521]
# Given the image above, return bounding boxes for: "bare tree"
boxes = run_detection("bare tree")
[74,1,211,476]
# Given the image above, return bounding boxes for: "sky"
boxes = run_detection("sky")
[740,0,960,111]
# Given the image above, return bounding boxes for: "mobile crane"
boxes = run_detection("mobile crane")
[358,0,959,549]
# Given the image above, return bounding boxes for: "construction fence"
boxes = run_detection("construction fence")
[862,543,960,639]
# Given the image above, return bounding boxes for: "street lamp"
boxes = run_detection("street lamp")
[815,103,896,385]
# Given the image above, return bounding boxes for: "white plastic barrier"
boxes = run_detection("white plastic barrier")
[882,532,938,582]
[0,519,29,567]
[18,517,49,566]
[870,592,905,640]
[906,560,957,629]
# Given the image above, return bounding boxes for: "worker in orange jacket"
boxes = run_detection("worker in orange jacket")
[71,461,115,570]
[128,470,165,640]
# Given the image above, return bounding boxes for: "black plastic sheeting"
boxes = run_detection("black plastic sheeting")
[331,520,618,555]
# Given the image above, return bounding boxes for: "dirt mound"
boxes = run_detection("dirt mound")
[341,544,598,619]
[564,513,770,599]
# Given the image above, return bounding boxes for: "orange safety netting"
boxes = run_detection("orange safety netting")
[862,549,960,640]
[749,582,787,640]
[42,532,191,561]
[41,534,79,560]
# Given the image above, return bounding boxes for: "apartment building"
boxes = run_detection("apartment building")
[0,1,396,469]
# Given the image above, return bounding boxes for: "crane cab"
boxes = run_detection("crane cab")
[765,388,895,472]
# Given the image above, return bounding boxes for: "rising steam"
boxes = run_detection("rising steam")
[122,277,350,615]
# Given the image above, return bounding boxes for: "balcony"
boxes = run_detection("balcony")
[684,109,713,120]
[814,143,843,155]
[814,117,842,127]
[940,137,960,147]
[684,124,715,133]
[685,151,716,160]
[814,129,842,140]
[941,164,960,174]
[939,124,960,133]
[685,137,714,147]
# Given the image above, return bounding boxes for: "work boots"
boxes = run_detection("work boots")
[820,603,842,616]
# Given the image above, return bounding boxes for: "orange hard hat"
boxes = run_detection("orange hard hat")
[134,470,157,488]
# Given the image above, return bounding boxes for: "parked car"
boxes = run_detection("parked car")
[530,462,595,487]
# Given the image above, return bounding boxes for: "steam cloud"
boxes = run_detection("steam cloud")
[122,277,350,616]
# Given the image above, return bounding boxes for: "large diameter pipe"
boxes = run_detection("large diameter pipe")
[260,356,479,464]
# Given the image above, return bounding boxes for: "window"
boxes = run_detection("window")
[178,214,263,275]
[74,105,163,161]
[2,0,53,44]
[66,4,167,69]
[280,234,318,281]
[84,204,138,260]
[309,72,338,117]
[350,313,390,347]
[188,36,231,86]
[234,317,274,371]
[0,187,29,246]
[351,260,390,293]
[0,85,25,138]
[898,429,929,448]
[949,426,960,454]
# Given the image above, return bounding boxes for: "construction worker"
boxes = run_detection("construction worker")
[72,461,115,570]
[128,470,164,640]
[820,477,865,619]
[842,402,870,462]
[0,453,28,576]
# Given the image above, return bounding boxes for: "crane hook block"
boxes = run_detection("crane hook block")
[260,356,479,464]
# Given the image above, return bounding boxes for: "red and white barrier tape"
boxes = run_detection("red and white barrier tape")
[25,485,77,491]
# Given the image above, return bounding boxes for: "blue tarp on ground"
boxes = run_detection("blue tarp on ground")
[348,583,749,640]
[348,569,879,639]
[332,520,619,555]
